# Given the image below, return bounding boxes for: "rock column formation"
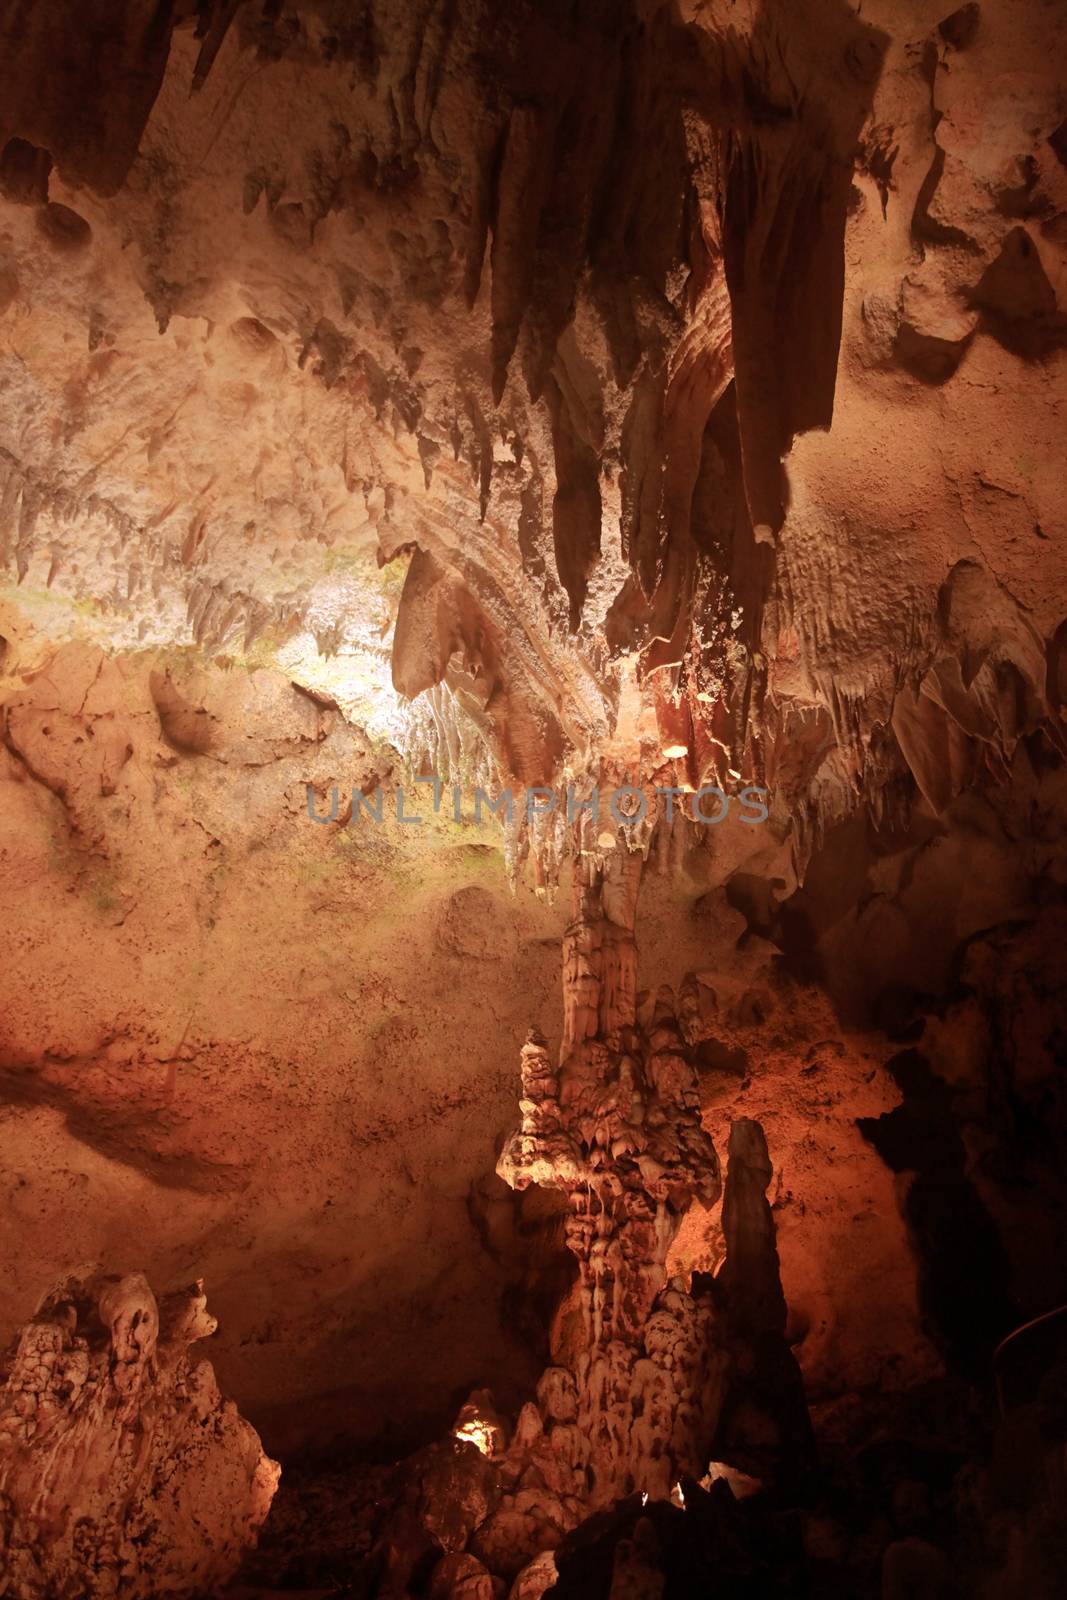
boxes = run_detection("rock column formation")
[0,1271,278,1600]
[485,833,727,1573]
[715,1120,817,1491]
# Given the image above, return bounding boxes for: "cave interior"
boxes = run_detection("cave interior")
[2,1,1067,1597]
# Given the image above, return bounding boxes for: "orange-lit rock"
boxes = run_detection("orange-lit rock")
[0,1271,277,1598]
[0,0,1065,1593]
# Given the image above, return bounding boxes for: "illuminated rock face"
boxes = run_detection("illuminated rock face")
[0,0,1066,1592]
[500,837,722,1412]
[0,1272,278,1599]
[0,1,1063,834]
[472,835,803,1577]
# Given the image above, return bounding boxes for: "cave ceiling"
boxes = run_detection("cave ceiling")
[0,0,1062,868]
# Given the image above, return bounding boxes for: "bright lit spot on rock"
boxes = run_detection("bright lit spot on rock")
[703,1460,763,1499]
[454,1419,493,1456]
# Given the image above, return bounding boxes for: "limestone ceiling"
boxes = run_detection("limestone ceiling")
[0,0,1064,854]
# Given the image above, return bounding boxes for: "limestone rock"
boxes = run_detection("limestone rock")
[0,1270,278,1600]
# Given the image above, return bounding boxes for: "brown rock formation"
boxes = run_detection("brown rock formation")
[0,0,1065,1593]
[0,1270,278,1598]
[409,822,804,1583]
[0,0,1060,843]
[493,834,724,1524]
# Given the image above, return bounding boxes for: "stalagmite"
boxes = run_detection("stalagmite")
[466,823,724,1571]
[713,1120,816,1490]
[368,809,813,1587]
[0,1271,278,1599]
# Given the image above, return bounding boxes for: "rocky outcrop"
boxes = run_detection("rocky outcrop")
[0,1269,278,1599]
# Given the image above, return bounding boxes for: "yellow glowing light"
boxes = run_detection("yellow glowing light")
[671,1481,686,1509]
[454,1420,493,1457]
[662,744,689,759]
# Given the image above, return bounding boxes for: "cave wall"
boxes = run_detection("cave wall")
[0,635,576,1454]
[0,632,946,1459]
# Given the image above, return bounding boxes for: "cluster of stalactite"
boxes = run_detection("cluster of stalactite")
[2,1,1063,862]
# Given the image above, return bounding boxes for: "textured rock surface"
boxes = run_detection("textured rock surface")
[0,1270,277,1598]
[0,637,576,1455]
[409,825,812,1583]
[0,633,936,1460]
[492,835,726,1535]
[0,0,1062,844]
[0,0,1066,1593]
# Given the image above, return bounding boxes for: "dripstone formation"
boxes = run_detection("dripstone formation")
[0,1272,278,1599]
[356,829,810,1596]
[1,0,1066,1595]
[493,842,725,1526]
